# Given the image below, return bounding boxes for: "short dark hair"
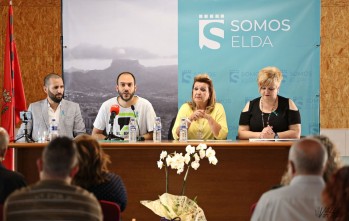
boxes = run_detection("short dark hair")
[44,73,62,86]
[42,137,78,178]
[116,72,136,85]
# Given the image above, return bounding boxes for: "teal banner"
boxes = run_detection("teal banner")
[179,0,320,139]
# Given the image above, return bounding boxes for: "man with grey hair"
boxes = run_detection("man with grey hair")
[3,137,102,221]
[16,73,86,142]
[251,137,328,221]
[0,127,27,203]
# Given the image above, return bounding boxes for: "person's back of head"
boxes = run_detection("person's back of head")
[4,136,103,221]
[289,137,328,176]
[322,166,349,221]
[73,134,111,188]
[313,135,342,182]
[281,135,339,185]
[41,136,78,180]
[0,127,9,161]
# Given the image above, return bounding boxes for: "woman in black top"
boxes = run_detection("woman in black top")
[72,134,127,211]
[238,66,301,140]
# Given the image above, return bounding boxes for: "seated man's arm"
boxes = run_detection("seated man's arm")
[143,101,156,140]
[142,132,153,140]
[73,104,86,137]
[92,127,106,140]
[92,101,109,140]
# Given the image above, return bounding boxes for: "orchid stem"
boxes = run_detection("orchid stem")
[165,164,168,193]
[181,165,190,196]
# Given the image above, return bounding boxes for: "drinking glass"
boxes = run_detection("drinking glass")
[37,129,48,143]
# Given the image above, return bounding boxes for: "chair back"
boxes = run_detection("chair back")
[99,200,121,221]
[168,117,176,140]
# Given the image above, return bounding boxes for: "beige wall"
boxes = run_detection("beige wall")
[0,0,348,128]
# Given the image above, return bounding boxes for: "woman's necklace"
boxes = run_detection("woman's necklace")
[261,97,277,128]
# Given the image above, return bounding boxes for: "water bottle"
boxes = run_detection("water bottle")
[129,118,137,143]
[179,117,188,142]
[49,118,59,141]
[153,117,162,142]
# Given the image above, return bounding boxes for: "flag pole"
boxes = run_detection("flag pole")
[9,0,15,170]
[9,0,15,143]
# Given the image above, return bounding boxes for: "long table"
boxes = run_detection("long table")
[10,140,293,221]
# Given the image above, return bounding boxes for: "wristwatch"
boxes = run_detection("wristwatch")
[274,132,279,139]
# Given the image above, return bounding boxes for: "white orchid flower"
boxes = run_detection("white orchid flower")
[158,143,218,196]
[170,153,184,169]
[194,153,200,162]
[160,151,167,160]
[206,147,216,158]
[166,155,172,166]
[177,166,184,174]
[208,156,218,165]
[185,145,195,154]
[184,153,191,164]
[191,161,200,170]
[196,143,207,150]
[199,149,206,159]
[157,160,163,169]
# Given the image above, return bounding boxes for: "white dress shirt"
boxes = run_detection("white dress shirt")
[48,101,61,127]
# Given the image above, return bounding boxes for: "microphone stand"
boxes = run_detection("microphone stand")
[14,120,35,143]
[105,112,124,141]
[131,105,145,141]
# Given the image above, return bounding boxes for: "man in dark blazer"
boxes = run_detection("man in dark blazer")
[0,127,27,203]
[16,73,86,142]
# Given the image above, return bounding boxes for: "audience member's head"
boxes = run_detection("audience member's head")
[322,166,349,221]
[288,137,328,177]
[38,136,79,181]
[72,134,111,188]
[313,135,342,182]
[0,127,9,161]
[281,135,340,185]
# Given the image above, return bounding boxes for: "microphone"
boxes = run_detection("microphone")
[109,105,120,124]
[131,105,145,141]
[105,104,124,141]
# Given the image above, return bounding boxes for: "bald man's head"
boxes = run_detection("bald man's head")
[289,137,328,175]
[0,127,9,160]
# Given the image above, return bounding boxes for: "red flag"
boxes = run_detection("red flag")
[1,2,27,170]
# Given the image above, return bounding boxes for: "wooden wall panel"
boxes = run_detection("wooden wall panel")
[321,1,349,128]
[0,0,61,123]
[0,0,349,129]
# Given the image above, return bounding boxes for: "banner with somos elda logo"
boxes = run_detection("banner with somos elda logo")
[178,0,320,139]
